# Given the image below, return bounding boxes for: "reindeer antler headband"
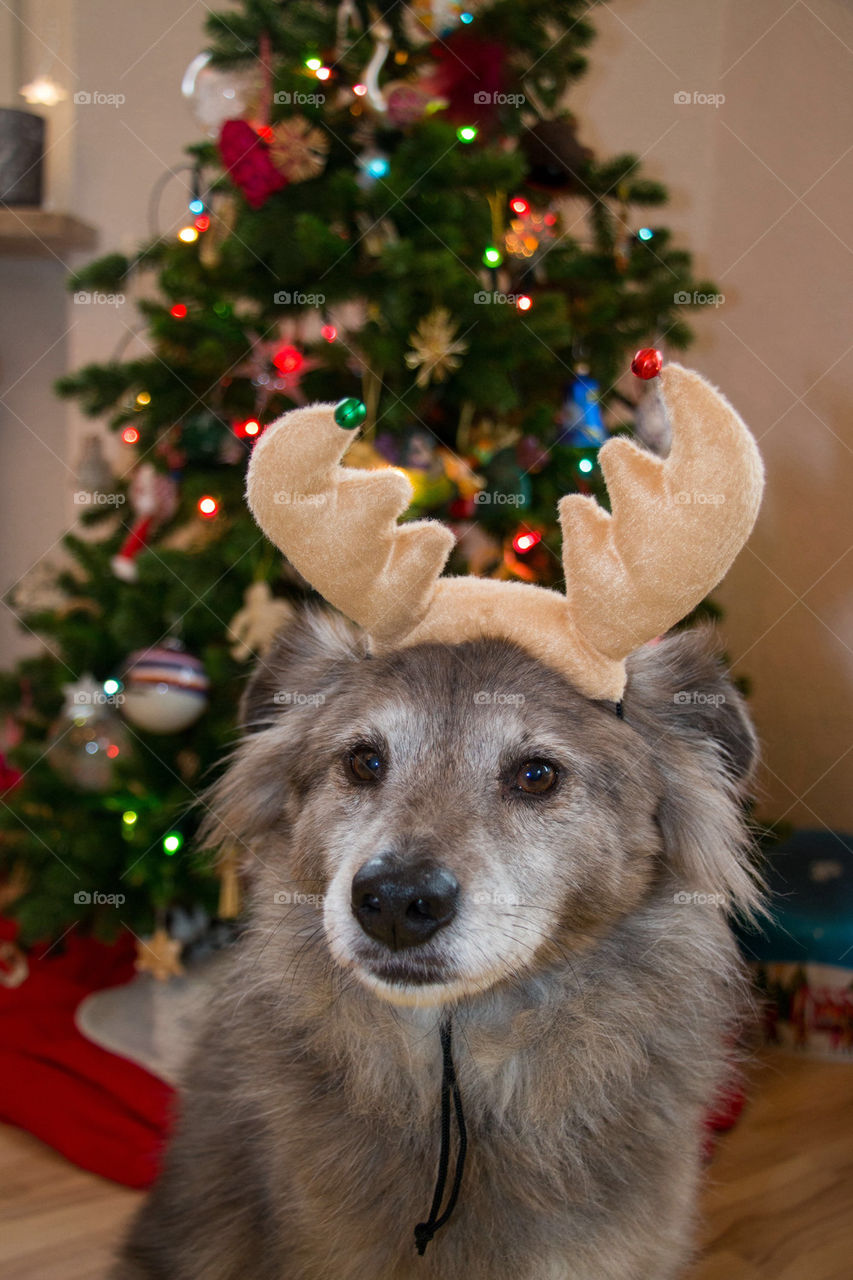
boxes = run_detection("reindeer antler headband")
[245,363,764,702]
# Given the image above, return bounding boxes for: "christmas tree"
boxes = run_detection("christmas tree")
[0,0,718,950]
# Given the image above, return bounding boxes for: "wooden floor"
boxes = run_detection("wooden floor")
[0,1049,851,1279]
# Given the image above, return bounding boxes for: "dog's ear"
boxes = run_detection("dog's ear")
[625,627,758,786]
[199,606,365,857]
[624,628,761,915]
[239,605,367,733]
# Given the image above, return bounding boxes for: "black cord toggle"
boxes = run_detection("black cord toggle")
[413,1017,468,1257]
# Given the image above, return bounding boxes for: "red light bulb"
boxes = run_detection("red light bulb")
[121,426,139,445]
[513,530,542,554]
[272,345,304,374]
[198,496,218,518]
[170,303,188,319]
[509,196,530,216]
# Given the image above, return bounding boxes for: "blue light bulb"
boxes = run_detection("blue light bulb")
[366,155,390,180]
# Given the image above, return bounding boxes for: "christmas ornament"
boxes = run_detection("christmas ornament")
[401,430,456,512]
[334,397,367,429]
[440,449,483,500]
[361,16,392,113]
[557,374,608,447]
[631,347,664,380]
[46,676,133,792]
[269,117,329,183]
[159,513,222,554]
[135,926,185,982]
[111,463,178,582]
[521,117,594,193]
[385,81,433,128]
[230,335,304,418]
[228,582,293,662]
[457,411,519,465]
[354,213,399,257]
[403,0,473,43]
[0,751,23,793]
[431,33,510,132]
[217,848,242,920]
[181,52,263,138]
[516,435,550,474]
[335,0,364,57]
[74,434,115,496]
[154,425,188,475]
[0,861,27,915]
[121,643,210,735]
[178,409,232,463]
[218,119,287,210]
[405,308,468,387]
[0,940,28,989]
[10,559,68,615]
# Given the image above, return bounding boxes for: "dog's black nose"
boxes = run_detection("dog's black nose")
[351,855,459,951]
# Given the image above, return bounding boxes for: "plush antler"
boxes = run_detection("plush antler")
[560,365,764,660]
[246,365,763,701]
[245,404,455,642]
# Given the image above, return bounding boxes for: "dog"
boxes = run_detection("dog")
[114,607,759,1280]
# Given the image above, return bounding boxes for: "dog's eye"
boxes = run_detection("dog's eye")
[514,759,558,795]
[347,746,383,784]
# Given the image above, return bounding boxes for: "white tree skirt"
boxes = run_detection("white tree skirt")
[75,955,227,1085]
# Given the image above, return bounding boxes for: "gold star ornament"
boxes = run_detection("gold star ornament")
[405,307,468,388]
[135,927,185,982]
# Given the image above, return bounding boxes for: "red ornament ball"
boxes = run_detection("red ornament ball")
[631,348,663,380]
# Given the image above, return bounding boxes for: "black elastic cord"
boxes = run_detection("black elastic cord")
[615,700,624,720]
[413,1018,468,1256]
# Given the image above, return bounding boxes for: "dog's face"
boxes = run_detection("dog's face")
[209,611,757,1008]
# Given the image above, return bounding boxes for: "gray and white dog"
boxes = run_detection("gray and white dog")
[115,609,759,1280]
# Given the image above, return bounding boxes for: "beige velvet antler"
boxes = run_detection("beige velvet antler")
[246,404,455,642]
[561,364,764,660]
[246,364,764,701]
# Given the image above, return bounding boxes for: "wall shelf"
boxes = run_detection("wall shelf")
[0,207,97,257]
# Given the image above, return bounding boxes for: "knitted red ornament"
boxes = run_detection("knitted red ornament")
[218,119,288,210]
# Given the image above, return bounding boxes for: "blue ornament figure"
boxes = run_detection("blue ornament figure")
[557,374,608,447]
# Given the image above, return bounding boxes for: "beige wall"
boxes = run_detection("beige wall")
[572,0,853,830]
[1,0,851,829]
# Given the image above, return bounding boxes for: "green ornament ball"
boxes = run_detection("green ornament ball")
[334,397,367,430]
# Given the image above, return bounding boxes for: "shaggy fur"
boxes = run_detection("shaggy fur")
[113,612,759,1280]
